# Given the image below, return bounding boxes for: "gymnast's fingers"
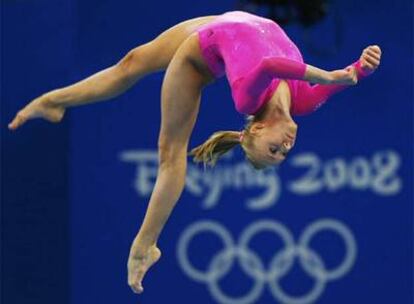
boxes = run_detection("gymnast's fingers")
[369,45,382,55]
[363,54,379,67]
[362,60,375,71]
[366,49,381,61]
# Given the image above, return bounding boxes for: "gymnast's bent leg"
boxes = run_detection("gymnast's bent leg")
[8,15,216,130]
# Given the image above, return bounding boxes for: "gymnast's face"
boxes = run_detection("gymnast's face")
[248,120,297,167]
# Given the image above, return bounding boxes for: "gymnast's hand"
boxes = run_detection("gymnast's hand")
[359,45,381,73]
[328,45,381,86]
[8,94,65,130]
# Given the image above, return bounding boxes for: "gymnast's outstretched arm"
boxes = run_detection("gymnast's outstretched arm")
[292,45,382,115]
[241,45,381,106]
[240,54,356,99]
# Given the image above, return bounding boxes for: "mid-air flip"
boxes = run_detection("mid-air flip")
[8,11,381,294]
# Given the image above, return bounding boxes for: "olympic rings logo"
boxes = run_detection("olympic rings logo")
[177,219,357,304]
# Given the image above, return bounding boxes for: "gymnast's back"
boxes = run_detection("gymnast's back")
[196,11,304,83]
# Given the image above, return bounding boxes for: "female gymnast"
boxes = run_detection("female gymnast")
[8,11,381,294]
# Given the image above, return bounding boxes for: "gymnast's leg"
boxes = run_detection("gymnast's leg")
[124,15,217,75]
[126,34,213,294]
[8,15,216,130]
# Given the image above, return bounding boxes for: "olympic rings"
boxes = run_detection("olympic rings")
[177,219,357,304]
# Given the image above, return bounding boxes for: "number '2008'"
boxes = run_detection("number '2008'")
[288,150,402,196]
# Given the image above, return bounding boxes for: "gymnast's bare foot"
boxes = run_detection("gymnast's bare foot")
[127,243,161,294]
[8,94,65,130]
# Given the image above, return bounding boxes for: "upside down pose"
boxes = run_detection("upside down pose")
[8,11,381,294]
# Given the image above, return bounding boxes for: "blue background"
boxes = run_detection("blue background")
[2,1,413,304]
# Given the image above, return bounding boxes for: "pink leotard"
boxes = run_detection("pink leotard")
[196,11,372,116]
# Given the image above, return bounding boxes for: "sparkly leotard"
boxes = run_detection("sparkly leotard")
[196,11,371,115]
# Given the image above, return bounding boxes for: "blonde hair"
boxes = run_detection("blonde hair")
[189,130,241,167]
[189,115,266,169]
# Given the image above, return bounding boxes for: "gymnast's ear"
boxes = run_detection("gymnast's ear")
[249,121,265,135]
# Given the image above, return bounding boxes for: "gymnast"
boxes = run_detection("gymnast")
[8,11,381,294]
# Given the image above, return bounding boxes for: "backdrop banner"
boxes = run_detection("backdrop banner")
[70,1,413,304]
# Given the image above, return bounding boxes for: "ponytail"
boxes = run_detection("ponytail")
[189,130,241,167]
